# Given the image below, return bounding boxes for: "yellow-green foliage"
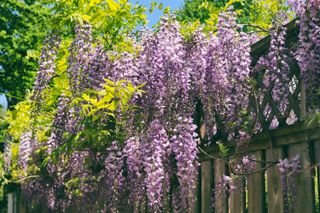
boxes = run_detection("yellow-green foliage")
[43,0,147,50]
[0,0,147,186]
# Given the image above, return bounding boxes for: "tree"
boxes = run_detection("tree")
[175,0,291,33]
[0,0,48,106]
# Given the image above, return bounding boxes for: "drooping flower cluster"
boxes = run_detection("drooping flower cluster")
[170,116,199,210]
[18,132,33,171]
[199,12,252,142]
[288,0,320,109]
[254,26,289,130]
[213,175,236,210]
[278,155,301,213]
[142,120,170,211]
[47,94,70,154]
[68,22,93,94]
[233,155,256,174]
[32,35,61,102]
[3,142,11,172]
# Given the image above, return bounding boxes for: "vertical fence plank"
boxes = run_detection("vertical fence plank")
[17,190,27,213]
[7,193,14,213]
[266,148,284,213]
[315,140,320,213]
[228,180,245,213]
[201,160,213,213]
[248,151,266,213]
[288,142,315,213]
[214,158,227,213]
[192,169,201,213]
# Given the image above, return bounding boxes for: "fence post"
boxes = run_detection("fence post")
[228,178,245,213]
[192,168,201,213]
[266,148,284,213]
[288,143,315,213]
[300,83,306,119]
[7,192,17,213]
[248,151,266,213]
[201,160,213,213]
[214,158,227,213]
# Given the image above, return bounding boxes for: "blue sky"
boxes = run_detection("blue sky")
[129,0,184,27]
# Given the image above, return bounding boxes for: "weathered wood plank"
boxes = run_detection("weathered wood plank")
[17,190,27,213]
[214,159,227,213]
[266,148,284,213]
[192,169,201,213]
[288,143,315,213]
[248,151,266,213]
[315,140,320,164]
[228,178,245,213]
[7,193,14,213]
[314,140,320,213]
[201,160,213,213]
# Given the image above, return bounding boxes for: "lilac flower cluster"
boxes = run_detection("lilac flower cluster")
[142,120,170,211]
[101,141,125,210]
[18,132,33,171]
[258,25,291,116]
[123,137,144,202]
[3,142,11,172]
[170,116,199,211]
[278,155,301,213]
[199,12,252,142]
[288,0,320,109]
[32,35,61,101]
[67,22,93,94]
[213,175,236,209]
[234,155,256,174]
[47,94,70,154]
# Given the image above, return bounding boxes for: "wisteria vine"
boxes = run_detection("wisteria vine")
[3,1,320,212]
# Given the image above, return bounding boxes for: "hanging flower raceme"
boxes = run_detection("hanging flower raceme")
[142,119,170,211]
[288,0,320,109]
[170,116,199,211]
[278,155,301,213]
[68,22,93,95]
[18,132,33,171]
[47,94,70,154]
[255,24,292,129]
[200,11,252,142]
[32,34,61,102]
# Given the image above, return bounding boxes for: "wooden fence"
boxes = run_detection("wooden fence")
[194,123,320,213]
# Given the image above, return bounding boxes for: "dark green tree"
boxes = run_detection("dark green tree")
[176,0,227,23]
[176,0,290,33]
[0,0,48,106]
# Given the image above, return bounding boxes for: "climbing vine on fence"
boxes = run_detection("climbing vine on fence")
[0,0,319,212]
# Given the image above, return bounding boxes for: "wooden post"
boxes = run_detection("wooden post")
[248,151,266,213]
[314,140,320,213]
[266,148,284,213]
[192,168,201,213]
[300,83,306,119]
[288,143,315,213]
[201,160,213,213]
[228,180,245,213]
[7,192,17,213]
[214,158,227,213]
[17,190,27,213]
